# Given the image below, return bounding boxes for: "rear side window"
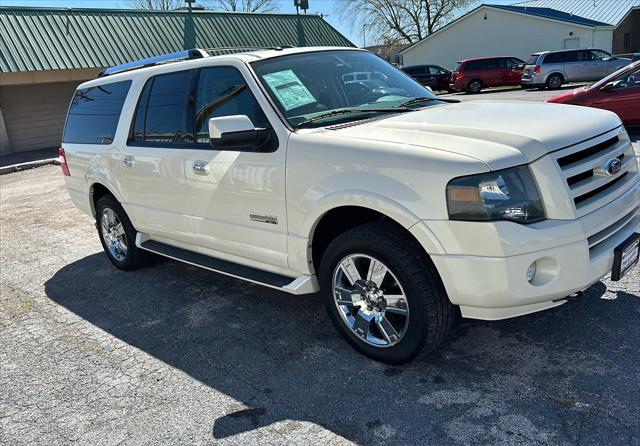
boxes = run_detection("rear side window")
[527,55,539,65]
[63,80,131,144]
[465,60,482,71]
[543,52,567,64]
[130,70,193,144]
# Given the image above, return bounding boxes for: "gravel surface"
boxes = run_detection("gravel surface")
[1,90,639,445]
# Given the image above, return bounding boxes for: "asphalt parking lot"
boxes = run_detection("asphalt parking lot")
[1,88,639,446]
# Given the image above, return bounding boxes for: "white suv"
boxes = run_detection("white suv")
[61,47,640,363]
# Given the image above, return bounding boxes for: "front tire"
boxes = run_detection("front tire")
[96,195,151,271]
[319,222,455,364]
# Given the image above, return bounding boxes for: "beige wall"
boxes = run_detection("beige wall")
[401,7,614,70]
[0,68,102,87]
[613,9,640,54]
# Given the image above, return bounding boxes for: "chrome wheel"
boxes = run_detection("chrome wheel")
[101,207,127,262]
[332,254,410,348]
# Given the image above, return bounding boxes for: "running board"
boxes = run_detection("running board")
[138,239,318,294]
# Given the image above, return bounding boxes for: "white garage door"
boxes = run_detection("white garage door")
[0,81,78,153]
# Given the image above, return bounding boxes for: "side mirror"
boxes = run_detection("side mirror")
[600,82,616,92]
[208,115,272,150]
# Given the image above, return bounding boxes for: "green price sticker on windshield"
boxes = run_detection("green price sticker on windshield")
[262,69,317,111]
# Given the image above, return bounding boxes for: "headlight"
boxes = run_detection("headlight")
[446,166,545,223]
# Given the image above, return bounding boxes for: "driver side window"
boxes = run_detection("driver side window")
[194,67,270,144]
[591,50,610,61]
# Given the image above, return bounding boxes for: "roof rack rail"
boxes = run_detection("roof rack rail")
[200,45,295,55]
[98,45,297,77]
[98,49,208,77]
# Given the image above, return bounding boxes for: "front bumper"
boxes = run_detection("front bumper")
[424,179,640,320]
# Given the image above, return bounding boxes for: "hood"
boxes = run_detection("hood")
[546,86,590,104]
[327,101,621,170]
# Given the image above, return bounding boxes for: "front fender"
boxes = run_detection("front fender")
[286,189,446,274]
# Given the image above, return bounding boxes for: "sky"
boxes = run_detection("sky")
[2,0,519,46]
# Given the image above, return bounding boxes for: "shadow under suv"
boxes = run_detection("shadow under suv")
[522,49,630,90]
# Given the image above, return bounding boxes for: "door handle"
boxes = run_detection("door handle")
[122,156,134,167]
[192,161,210,175]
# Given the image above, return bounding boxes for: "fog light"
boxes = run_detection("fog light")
[526,262,537,282]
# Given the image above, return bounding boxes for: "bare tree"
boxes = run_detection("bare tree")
[129,0,185,9]
[203,0,279,13]
[340,0,473,46]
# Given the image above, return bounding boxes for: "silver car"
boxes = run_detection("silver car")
[521,49,630,89]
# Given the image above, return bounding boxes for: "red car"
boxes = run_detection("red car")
[449,56,525,94]
[547,60,640,126]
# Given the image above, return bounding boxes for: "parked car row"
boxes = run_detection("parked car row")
[402,48,631,94]
[547,60,640,127]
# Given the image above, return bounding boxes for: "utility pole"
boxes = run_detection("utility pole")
[363,23,367,48]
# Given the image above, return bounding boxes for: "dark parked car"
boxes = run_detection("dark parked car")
[547,60,640,126]
[402,65,452,91]
[450,57,525,93]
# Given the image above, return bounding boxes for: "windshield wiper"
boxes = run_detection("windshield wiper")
[297,107,411,129]
[398,96,460,108]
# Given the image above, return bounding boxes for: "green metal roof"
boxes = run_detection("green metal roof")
[0,7,355,73]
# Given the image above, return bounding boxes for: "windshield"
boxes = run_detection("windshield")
[251,50,440,128]
[527,55,539,65]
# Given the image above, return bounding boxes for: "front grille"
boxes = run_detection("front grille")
[588,206,640,258]
[557,136,618,167]
[554,130,639,218]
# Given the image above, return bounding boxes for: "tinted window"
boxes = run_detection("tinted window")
[564,51,579,63]
[484,59,500,70]
[454,62,462,72]
[195,67,270,143]
[543,52,568,64]
[527,54,540,65]
[63,80,131,144]
[130,70,192,144]
[146,71,192,143]
[465,60,483,71]
[575,50,591,62]
[131,80,151,142]
[409,66,427,75]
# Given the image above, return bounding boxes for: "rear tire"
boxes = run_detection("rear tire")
[319,222,456,364]
[96,195,152,271]
[466,79,483,94]
[546,73,563,90]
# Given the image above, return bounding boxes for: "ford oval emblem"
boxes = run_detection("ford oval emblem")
[604,158,622,176]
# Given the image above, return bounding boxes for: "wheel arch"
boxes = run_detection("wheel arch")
[466,78,483,92]
[301,193,444,274]
[545,71,565,84]
[89,181,122,218]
